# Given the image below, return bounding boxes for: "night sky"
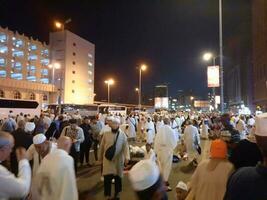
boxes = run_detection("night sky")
[0,0,249,104]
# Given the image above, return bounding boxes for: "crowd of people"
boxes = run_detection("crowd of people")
[0,109,267,200]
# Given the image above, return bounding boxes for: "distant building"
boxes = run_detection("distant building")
[169,97,178,111]
[154,84,168,109]
[252,0,267,111]
[177,90,194,110]
[50,30,95,105]
[0,26,95,109]
[0,26,56,107]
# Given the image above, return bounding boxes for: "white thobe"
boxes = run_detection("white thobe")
[0,159,31,200]
[26,142,57,177]
[144,149,156,162]
[171,120,179,141]
[127,117,136,138]
[145,121,155,144]
[236,120,247,140]
[32,149,78,200]
[184,125,200,159]
[155,121,164,134]
[154,125,178,182]
[200,122,209,139]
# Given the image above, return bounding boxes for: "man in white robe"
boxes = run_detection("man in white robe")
[32,136,78,200]
[127,115,137,140]
[144,117,155,144]
[154,117,178,191]
[27,134,57,176]
[0,131,31,200]
[236,115,247,140]
[184,120,200,165]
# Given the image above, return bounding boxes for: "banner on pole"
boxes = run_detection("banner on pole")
[207,66,220,88]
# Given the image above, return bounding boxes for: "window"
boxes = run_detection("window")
[0,90,4,98]
[0,33,7,43]
[88,70,93,75]
[29,93,35,100]
[43,94,48,101]
[0,70,6,78]
[73,43,76,46]
[72,80,75,83]
[72,90,75,93]
[12,50,24,57]
[72,71,75,74]
[88,62,93,66]
[0,58,6,67]
[41,69,49,76]
[28,54,38,61]
[14,91,21,99]
[73,52,76,56]
[40,78,49,84]
[0,46,8,54]
[88,53,93,58]
[72,61,76,65]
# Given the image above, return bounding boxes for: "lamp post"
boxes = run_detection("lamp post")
[105,79,114,104]
[138,64,147,110]
[203,52,218,111]
[219,0,224,113]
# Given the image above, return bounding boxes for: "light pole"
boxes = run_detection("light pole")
[203,52,218,110]
[138,64,147,110]
[54,19,71,114]
[219,0,224,113]
[105,79,114,104]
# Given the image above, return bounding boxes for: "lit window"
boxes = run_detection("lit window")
[12,50,24,57]
[27,66,36,74]
[14,91,21,99]
[72,80,75,83]
[0,34,7,43]
[29,93,35,100]
[0,46,8,54]
[12,62,22,71]
[26,76,36,82]
[28,54,37,61]
[72,71,75,74]
[88,62,93,66]
[13,40,24,48]
[41,69,48,76]
[41,49,49,56]
[72,90,75,93]
[41,58,49,66]
[40,78,49,84]
[11,73,23,80]
[88,79,92,83]
[88,70,92,75]
[0,70,6,78]
[29,44,37,50]
[0,58,6,67]
[88,53,93,58]
[0,90,4,98]
[12,37,16,41]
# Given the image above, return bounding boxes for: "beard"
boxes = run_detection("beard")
[111,127,119,133]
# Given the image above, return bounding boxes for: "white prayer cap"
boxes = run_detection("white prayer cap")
[106,116,115,121]
[176,181,188,191]
[33,134,46,145]
[128,159,160,191]
[255,113,267,136]
[25,122,35,132]
[112,117,121,124]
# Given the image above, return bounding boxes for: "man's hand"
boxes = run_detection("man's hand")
[16,147,27,161]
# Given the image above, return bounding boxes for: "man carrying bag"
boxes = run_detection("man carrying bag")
[99,117,130,200]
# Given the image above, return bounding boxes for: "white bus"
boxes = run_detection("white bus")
[98,104,127,116]
[0,98,41,119]
[46,104,98,117]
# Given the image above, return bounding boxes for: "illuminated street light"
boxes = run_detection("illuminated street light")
[105,79,115,103]
[55,21,62,29]
[190,96,194,101]
[138,64,148,110]
[203,52,213,61]
[135,88,139,92]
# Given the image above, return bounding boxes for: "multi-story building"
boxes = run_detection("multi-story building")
[0,26,56,107]
[154,84,168,109]
[0,26,95,109]
[252,0,267,111]
[50,30,95,105]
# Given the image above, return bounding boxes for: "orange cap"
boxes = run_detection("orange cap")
[210,139,227,159]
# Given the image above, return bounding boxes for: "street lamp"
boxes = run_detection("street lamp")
[138,64,147,110]
[105,79,114,104]
[54,18,72,31]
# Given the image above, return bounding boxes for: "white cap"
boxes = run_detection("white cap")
[106,116,115,121]
[112,117,121,124]
[33,134,46,145]
[25,122,35,132]
[176,181,188,191]
[255,113,267,136]
[128,159,160,191]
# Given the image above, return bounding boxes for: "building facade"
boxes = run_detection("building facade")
[252,0,267,111]
[0,26,56,107]
[49,30,95,105]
